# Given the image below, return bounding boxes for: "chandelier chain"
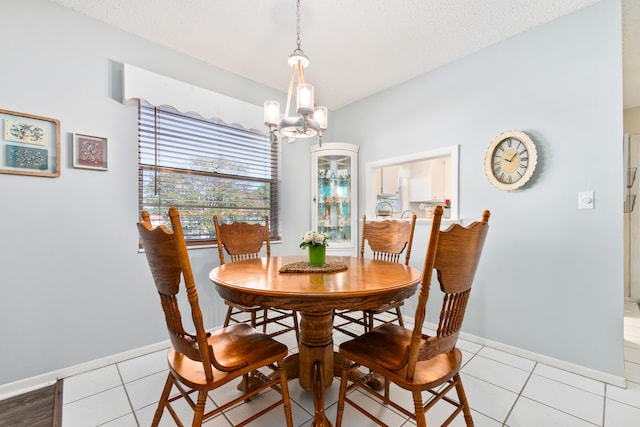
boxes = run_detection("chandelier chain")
[295,0,303,55]
[264,0,326,142]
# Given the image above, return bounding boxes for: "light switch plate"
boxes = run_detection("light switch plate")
[578,191,594,209]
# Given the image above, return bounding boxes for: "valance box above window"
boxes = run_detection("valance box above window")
[122,64,265,131]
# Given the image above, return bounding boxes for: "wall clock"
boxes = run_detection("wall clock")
[484,130,538,191]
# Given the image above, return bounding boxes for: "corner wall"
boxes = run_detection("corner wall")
[333,0,624,377]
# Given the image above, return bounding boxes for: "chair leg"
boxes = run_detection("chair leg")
[454,373,475,426]
[384,377,390,400]
[263,308,269,333]
[335,358,351,427]
[250,309,257,328]
[241,373,252,402]
[277,361,294,427]
[223,305,233,327]
[412,390,427,427]
[292,310,300,343]
[395,306,404,327]
[366,311,373,333]
[192,390,207,427]
[151,373,174,427]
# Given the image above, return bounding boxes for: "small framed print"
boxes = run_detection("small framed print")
[0,109,60,177]
[73,133,108,171]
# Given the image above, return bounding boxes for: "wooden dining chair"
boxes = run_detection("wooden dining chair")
[335,206,490,427]
[138,208,293,427]
[333,214,417,338]
[213,215,299,342]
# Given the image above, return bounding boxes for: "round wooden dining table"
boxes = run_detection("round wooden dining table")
[209,255,421,427]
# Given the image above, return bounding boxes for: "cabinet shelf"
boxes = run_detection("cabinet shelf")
[318,197,350,203]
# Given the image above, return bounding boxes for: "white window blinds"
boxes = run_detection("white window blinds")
[138,101,280,243]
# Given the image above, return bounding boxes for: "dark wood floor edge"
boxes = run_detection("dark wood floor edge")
[52,379,63,427]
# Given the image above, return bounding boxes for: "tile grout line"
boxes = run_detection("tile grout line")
[115,363,141,427]
[463,356,607,426]
[62,383,123,407]
[602,380,609,427]
[460,345,512,426]
[458,344,509,425]
[501,360,537,426]
[517,374,604,426]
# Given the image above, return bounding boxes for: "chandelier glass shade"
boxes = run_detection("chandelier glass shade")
[264,0,327,140]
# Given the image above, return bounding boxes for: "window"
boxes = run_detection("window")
[138,101,280,244]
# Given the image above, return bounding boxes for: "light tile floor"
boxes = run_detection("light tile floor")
[60,303,640,426]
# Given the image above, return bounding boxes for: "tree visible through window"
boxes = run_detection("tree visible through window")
[138,101,279,244]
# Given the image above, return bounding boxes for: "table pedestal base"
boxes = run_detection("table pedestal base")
[298,310,334,391]
[296,310,336,426]
[243,309,385,427]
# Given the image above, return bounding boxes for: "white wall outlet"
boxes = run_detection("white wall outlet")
[578,191,594,209]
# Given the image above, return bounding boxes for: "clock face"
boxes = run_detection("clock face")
[484,131,538,191]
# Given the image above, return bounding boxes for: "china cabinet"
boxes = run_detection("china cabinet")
[311,142,359,256]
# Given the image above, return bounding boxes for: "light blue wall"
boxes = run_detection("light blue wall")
[332,0,624,376]
[0,0,310,386]
[0,0,624,386]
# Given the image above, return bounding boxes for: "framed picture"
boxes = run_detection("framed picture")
[73,133,108,171]
[0,109,60,177]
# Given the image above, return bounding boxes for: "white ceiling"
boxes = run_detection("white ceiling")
[49,0,639,110]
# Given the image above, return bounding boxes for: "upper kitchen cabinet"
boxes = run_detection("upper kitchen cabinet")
[408,157,450,202]
[376,165,400,195]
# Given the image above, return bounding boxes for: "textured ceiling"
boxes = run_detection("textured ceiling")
[49,0,638,109]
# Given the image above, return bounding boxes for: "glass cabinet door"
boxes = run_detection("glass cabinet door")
[311,143,359,256]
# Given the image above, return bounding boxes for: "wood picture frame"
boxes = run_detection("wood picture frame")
[72,133,108,171]
[0,109,60,177]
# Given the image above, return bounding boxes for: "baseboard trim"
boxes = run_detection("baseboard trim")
[459,331,626,388]
[0,340,169,401]
[405,317,627,388]
[1,320,628,400]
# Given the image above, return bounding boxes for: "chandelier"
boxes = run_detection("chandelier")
[264,0,327,141]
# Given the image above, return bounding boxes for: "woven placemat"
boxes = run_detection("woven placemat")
[279,260,348,273]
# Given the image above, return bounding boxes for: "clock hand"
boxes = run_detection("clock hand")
[504,151,518,162]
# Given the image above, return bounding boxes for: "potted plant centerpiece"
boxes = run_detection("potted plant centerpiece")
[300,230,329,266]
